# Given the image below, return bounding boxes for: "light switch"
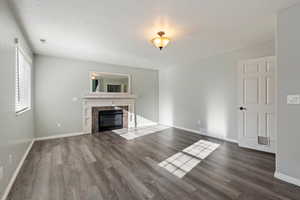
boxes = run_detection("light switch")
[287,95,300,104]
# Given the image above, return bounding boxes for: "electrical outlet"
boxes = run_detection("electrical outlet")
[57,123,61,127]
[72,97,78,102]
[0,166,3,180]
[287,95,300,104]
[197,120,201,125]
[9,154,13,164]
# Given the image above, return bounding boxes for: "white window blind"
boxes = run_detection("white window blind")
[15,47,32,113]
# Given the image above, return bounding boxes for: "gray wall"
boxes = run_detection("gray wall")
[0,0,34,198]
[159,41,275,141]
[276,3,300,181]
[34,55,159,138]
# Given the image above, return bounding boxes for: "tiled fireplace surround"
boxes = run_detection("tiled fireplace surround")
[82,95,136,134]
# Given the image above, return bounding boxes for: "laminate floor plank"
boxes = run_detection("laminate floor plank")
[7,128,300,200]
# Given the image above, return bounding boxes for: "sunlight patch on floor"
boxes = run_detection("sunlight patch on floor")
[182,140,220,159]
[158,140,220,178]
[113,125,169,140]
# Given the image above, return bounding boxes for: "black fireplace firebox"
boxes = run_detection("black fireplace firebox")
[98,109,123,131]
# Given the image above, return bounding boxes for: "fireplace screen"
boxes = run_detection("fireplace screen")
[98,110,123,131]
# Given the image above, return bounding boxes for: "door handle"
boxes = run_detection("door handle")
[239,106,246,111]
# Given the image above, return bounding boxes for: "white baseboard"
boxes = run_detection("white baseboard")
[274,171,300,187]
[1,140,34,200]
[163,123,238,143]
[35,132,88,141]
[172,125,202,134]
[200,131,238,143]
[136,122,159,128]
[238,142,275,154]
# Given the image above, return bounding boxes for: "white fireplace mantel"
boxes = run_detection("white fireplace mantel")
[82,94,136,133]
[83,93,137,99]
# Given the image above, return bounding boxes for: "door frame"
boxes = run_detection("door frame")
[237,56,277,153]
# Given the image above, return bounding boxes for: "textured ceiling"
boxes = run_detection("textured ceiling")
[12,0,300,69]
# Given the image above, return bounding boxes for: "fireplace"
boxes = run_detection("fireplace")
[91,106,129,133]
[82,95,136,134]
[98,109,123,131]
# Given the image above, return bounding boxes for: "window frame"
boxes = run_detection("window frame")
[15,45,32,115]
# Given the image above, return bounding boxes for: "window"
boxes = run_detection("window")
[15,47,32,114]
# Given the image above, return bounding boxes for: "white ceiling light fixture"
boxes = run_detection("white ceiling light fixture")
[151,31,171,50]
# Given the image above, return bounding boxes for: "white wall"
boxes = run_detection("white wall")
[0,0,34,198]
[159,41,275,141]
[34,55,159,138]
[276,3,300,184]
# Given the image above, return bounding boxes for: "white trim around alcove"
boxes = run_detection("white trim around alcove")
[88,71,132,95]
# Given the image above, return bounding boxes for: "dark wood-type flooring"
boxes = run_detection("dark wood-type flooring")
[7,128,300,200]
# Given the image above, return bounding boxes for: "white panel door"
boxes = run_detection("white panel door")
[237,57,276,153]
